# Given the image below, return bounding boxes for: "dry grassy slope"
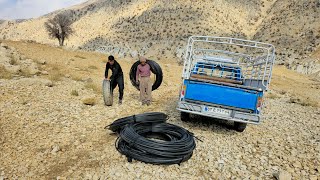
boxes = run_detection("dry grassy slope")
[1,40,181,101]
[0,0,275,57]
[254,0,320,62]
[3,40,320,107]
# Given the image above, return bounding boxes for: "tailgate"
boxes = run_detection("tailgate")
[184,80,261,111]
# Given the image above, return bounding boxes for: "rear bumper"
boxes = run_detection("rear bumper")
[177,101,261,124]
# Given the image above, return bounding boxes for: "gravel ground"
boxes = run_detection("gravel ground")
[0,42,319,179]
[0,76,319,180]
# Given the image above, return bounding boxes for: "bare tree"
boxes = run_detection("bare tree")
[45,14,74,46]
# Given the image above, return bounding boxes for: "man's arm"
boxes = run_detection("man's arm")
[105,63,110,78]
[110,63,119,81]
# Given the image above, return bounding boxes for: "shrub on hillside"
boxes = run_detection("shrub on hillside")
[45,14,74,46]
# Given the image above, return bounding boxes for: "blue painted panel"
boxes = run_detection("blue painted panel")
[185,81,260,110]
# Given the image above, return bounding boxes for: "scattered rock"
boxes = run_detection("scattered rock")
[38,59,46,65]
[292,161,302,168]
[56,176,67,180]
[310,175,318,180]
[28,65,40,75]
[41,71,49,75]
[44,80,53,87]
[82,77,93,83]
[5,65,21,74]
[51,145,61,154]
[273,170,292,180]
[130,50,138,58]
[82,97,96,106]
[92,174,99,180]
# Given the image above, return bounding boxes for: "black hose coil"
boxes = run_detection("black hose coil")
[106,112,168,132]
[116,122,196,165]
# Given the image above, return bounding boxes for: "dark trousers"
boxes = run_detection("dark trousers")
[111,75,124,100]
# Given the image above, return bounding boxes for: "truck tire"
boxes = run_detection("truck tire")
[180,112,191,122]
[129,60,163,91]
[102,79,113,106]
[234,122,247,132]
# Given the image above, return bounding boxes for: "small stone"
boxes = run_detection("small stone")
[82,97,96,106]
[51,145,60,154]
[71,156,78,160]
[218,160,224,164]
[92,174,99,180]
[56,176,66,180]
[85,173,93,179]
[310,175,318,180]
[293,161,302,168]
[250,175,257,180]
[38,59,46,65]
[44,80,53,87]
[130,50,138,58]
[273,170,292,180]
[41,71,49,75]
[65,74,71,78]
[28,66,40,75]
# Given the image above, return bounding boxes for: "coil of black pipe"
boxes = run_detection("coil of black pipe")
[129,60,163,91]
[106,112,168,133]
[115,122,196,165]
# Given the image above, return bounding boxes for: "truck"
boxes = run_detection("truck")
[177,36,276,132]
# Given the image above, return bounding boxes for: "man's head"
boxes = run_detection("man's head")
[108,55,115,65]
[139,56,147,66]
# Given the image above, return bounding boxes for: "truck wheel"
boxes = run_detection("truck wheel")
[129,60,163,91]
[180,112,190,122]
[234,122,247,132]
[102,79,113,106]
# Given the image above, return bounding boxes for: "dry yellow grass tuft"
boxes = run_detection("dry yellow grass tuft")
[48,71,64,82]
[0,65,12,79]
[71,90,79,96]
[9,57,18,65]
[88,65,98,70]
[84,82,101,94]
[266,93,279,99]
[74,55,86,59]
[289,96,318,107]
[289,97,319,107]
[46,63,65,81]
[71,75,83,81]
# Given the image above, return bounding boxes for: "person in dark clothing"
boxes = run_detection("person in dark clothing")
[105,55,124,104]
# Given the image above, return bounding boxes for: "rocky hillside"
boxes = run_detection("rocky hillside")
[0,0,280,54]
[253,0,320,75]
[0,0,319,75]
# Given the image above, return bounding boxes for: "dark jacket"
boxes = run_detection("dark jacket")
[105,60,123,81]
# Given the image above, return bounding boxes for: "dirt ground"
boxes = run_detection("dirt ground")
[0,41,319,179]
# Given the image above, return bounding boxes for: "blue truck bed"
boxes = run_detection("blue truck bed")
[184,80,262,112]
